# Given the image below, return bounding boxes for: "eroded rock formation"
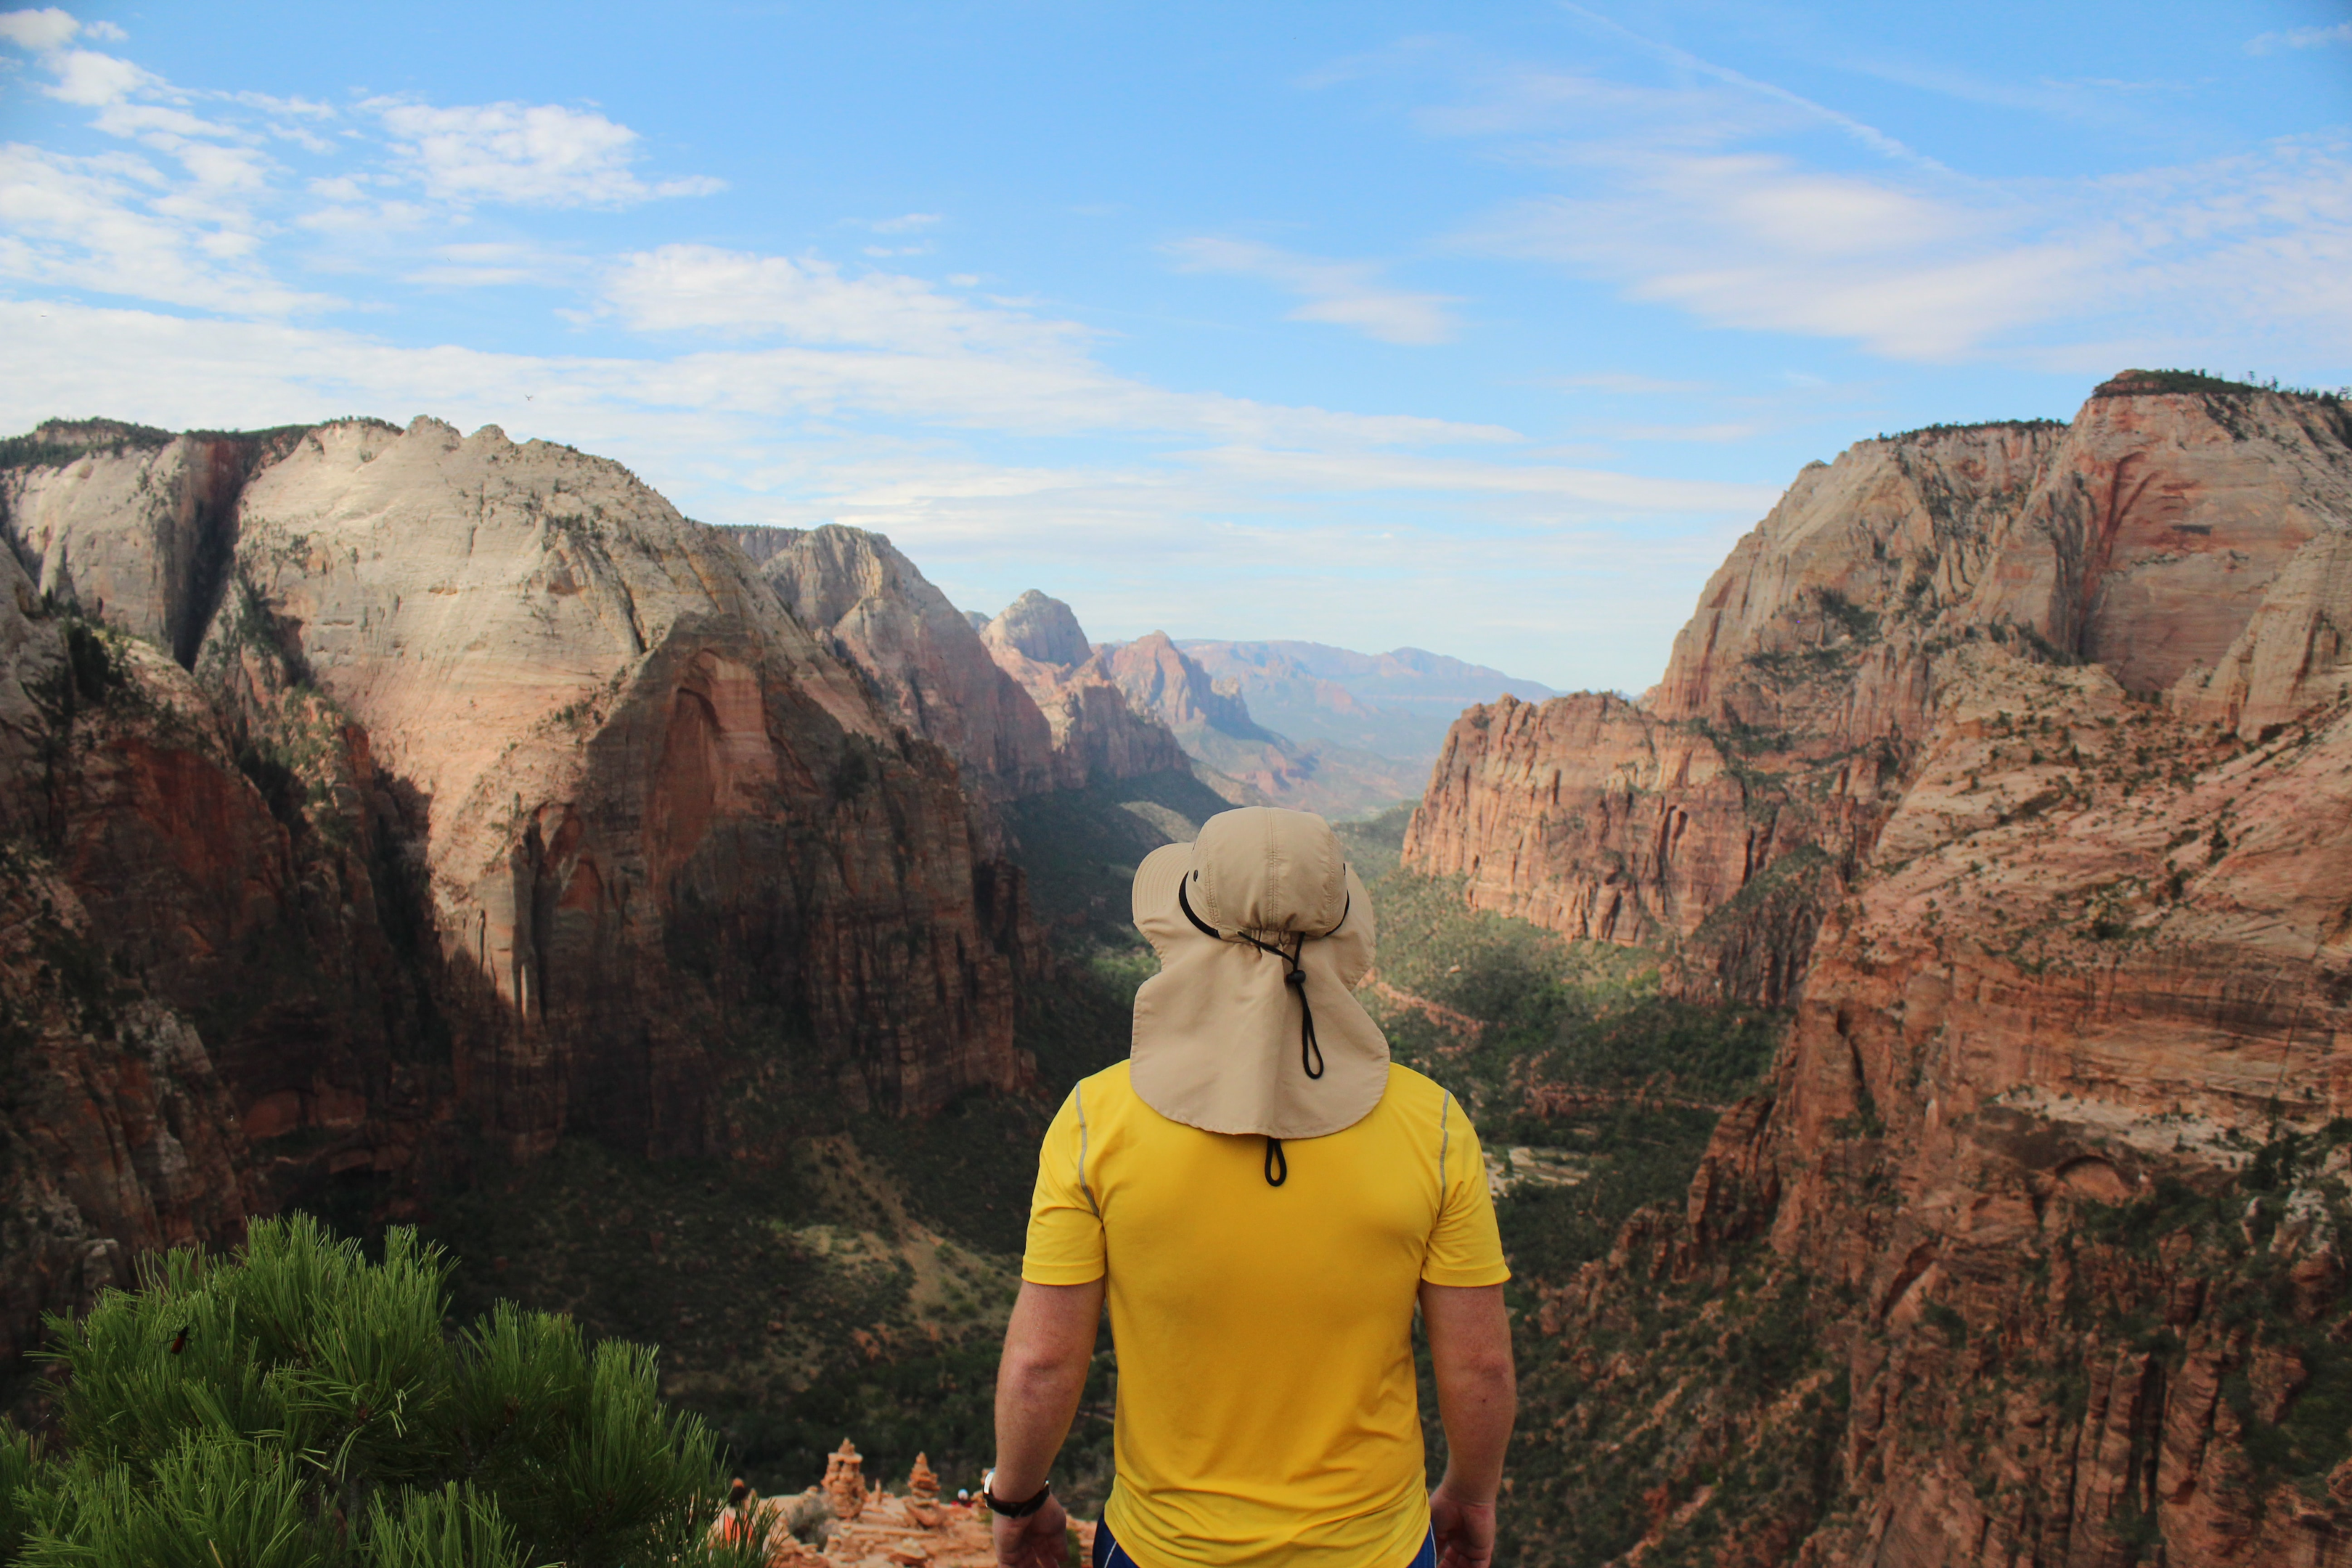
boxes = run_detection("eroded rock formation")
[1091,631,1420,815]
[756,527,1061,803]
[706,1442,1095,1568]
[0,417,1039,1380]
[970,592,1191,786]
[1438,378,2352,1563]
[1406,377,2352,1008]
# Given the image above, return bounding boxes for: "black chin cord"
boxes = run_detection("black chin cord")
[1177,879,1336,1085]
[1177,878,1351,1187]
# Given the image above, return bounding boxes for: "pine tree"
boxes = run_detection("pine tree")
[0,1214,764,1567]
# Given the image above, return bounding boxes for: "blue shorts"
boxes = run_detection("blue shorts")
[1093,1516,1439,1568]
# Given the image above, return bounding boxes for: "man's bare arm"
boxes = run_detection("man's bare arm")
[1420,1281,1516,1568]
[989,1278,1104,1568]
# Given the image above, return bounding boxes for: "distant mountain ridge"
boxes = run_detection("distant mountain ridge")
[1177,639,1556,762]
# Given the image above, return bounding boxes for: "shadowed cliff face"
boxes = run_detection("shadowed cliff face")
[1410,380,2352,1562]
[0,417,1036,1385]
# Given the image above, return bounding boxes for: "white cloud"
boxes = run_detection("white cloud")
[0,6,76,50]
[0,142,333,314]
[865,212,941,233]
[604,243,1091,359]
[46,46,150,105]
[1169,237,1461,346]
[372,99,724,208]
[1463,130,2352,364]
[2247,22,2352,54]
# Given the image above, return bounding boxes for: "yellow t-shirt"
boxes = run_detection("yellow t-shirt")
[1023,1061,1509,1568]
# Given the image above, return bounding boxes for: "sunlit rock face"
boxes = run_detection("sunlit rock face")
[971,590,1191,788]
[1431,379,2352,1561]
[1406,380,2352,1008]
[983,588,1091,669]
[756,526,1062,804]
[0,417,1039,1373]
[205,420,1029,1138]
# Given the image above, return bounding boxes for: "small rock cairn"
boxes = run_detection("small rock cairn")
[706,1439,1095,1567]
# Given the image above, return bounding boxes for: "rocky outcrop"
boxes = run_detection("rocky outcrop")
[969,593,1190,788]
[0,861,255,1389]
[205,421,1029,1138]
[0,417,1041,1382]
[983,589,1090,669]
[1465,379,2352,1564]
[1407,383,2352,1010]
[0,547,257,1389]
[2172,528,2352,740]
[756,526,1061,802]
[708,1441,1094,1567]
[1100,632,1262,737]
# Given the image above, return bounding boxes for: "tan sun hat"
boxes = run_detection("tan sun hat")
[1130,807,1389,1151]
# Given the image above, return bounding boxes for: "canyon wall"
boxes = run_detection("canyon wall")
[0,418,1037,1375]
[757,533,1188,800]
[1406,377,2352,1005]
[1421,377,2352,1563]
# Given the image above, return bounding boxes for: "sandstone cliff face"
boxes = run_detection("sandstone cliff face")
[969,594,1190,787]
[1460,380,2352,1564]
[1407,383,2352,1009]
[0,417,1039,1383]
[0,547,256,1388]
[203,420,1027,1139]
[983,589,1090,669]
[758,527,1060,802]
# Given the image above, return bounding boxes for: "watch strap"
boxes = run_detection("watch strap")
[984,1481,1052,1518]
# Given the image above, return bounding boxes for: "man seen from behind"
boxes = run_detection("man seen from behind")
[984,807,1517,1568]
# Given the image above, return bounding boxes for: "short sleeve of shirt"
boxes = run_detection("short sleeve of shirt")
[1023,1083,1107,1286]
[1422,1091,1511,1287]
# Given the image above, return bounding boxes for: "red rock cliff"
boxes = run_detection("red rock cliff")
[0,417,1040,1382]
[1457,378,2352,1563]
[1406,381,2352,1008]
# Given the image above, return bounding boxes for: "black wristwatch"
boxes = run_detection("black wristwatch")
[984,1479,1053,1518]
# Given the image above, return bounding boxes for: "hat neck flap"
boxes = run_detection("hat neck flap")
[1128,808,1389,1143]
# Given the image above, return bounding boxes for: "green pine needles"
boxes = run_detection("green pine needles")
[0,1215,763,1568]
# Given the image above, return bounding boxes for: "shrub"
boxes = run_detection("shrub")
[2,1214,756,1567]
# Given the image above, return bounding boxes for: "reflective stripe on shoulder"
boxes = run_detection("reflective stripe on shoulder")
[1076,1080,1101,1217]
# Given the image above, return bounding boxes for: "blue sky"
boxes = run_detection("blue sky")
[2,1,2348,692]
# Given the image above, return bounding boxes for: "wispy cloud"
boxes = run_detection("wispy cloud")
[368,99,724,208]
[1168,237,1461,345]
[2247,22,2352,54]
[1426,30,2352,367]
[1552,2,1948,173]
[603,244,1091,358]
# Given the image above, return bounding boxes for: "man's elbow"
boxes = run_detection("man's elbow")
[1002,1344,1090,1387]
[1436,1342,1517,1399]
